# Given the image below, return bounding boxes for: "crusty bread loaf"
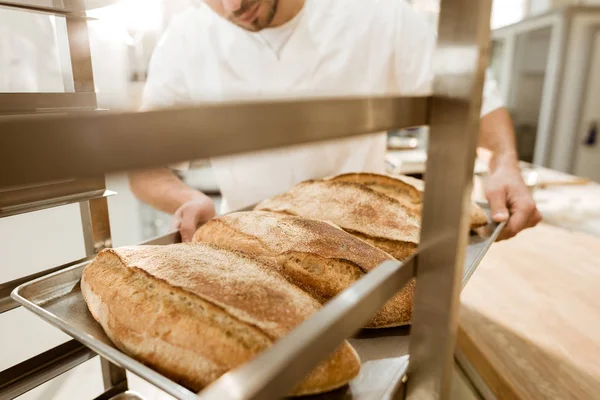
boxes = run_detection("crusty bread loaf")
[81,244,360,396]
[328,173,489,229]
[193,211,415,328]
[255,180,421,261]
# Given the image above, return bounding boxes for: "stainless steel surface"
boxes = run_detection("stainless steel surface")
[102,391,145,400]
[0,96,429,188]
[2,0,495,397]
[0,179,114,219]
[450,362,482,400]
[0,4,126,399]
[11,222,500,400]
[462,208,506,289]
[198,258,415,400]
[0,0,114,14]
[101,357,127,390]
[406,0,493,398]
[0,255,93,314]
[92,382,129,400]
[80,197,113,255]
[78,178,129,393]
[0,93,97,114]
[66,15,96,93]
[11,246,199,400]
[454,351,496,400]
[0,340,96,399]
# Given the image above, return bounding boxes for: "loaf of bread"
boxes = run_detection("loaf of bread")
[193,211,415,328]
[328,173,489,229]
[81,244,360,396]
[255,180,421,261]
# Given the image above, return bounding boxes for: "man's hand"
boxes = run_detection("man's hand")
[478,108,542,240]
[129,168,217,242]
[485,165,542,240]
[171,197,216,242]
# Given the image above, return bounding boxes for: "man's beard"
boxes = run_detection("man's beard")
[233,0,279,31]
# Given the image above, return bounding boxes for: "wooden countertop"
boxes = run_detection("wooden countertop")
[458,223,600,399]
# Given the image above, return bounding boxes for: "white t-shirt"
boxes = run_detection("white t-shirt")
[142,0,504,213]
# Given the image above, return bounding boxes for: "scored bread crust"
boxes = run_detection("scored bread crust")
[255,180,421,261]
[193,211,415,328]
[328,173,423,214]
[81,244,360,396]
[328,173,489,229]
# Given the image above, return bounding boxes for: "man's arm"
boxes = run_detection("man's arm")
[393,2,540,239]
[129,17,218,241]
[479,108,542,239]
[129,169,215,241]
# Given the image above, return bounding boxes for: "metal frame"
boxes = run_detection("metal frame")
[407,0,492,397]
[0,255,93,314]
[0,0,115,15]
[198,258,417,399]
[0,96,429,187]
[0,93,97,114]
[0,178,114,219]
[10,222,500,400]
[0,340,97,399]
[0,0,493,398]
[0,2,129,398]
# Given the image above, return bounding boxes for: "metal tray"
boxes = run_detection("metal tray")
[11,213,503,400]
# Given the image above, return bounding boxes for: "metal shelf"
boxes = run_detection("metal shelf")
[0,96,429,188]
[0,255,92,314]
[0,0,129,397]
[0,340,96,399]
[0,93,97,115]
[0,178,114,218]
[11,218,502,400]
[0,0,118,15]
[0,0,495,397]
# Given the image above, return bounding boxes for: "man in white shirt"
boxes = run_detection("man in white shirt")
[129,0,541,242]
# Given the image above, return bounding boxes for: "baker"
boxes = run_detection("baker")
[129,0,542,242]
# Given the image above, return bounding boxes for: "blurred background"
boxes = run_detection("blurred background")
[2,0,600,399]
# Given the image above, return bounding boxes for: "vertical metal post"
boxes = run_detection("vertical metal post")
[66,15,96,93]
[407,0,493,399]
[100,356,128,391]
[66,9,130,393]
[79,197,112,255]
[79,197,128,393]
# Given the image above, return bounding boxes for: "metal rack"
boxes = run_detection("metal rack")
[0,1,133,398]
[0,0,494,398]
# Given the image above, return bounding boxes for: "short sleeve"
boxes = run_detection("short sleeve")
[394,2,504,117]
[141,18,192,171]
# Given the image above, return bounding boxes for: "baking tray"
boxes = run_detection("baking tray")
[11,209,503,400]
